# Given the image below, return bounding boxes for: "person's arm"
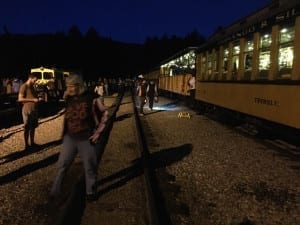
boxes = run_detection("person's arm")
[155,84,158,96]
[89,98,108,143]
[94,99,108,134]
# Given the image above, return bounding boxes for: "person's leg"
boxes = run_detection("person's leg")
[140,96,146,114]
[30,129,35,146]
[24,129,29,148]
[138,96,143,114]
[28,111,39,146]
[50,134,77,197]
[149,97,154,110]
[78,139,98,196]
[22,109,30,148]
[190,89,196,108]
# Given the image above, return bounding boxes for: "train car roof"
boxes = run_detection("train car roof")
[198,0,300,51]
[160,46,198,65]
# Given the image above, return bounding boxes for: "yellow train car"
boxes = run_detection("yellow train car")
[196,0,300,129]
[159,73,192,96]
[145,47,198,97]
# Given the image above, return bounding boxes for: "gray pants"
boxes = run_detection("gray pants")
[137,96,146,114]
[50,134,98,196]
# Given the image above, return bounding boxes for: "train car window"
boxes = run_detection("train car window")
[201,54,206,80]
[161,65,169,76]
[222,48,229,80]
[31,72,42,79]
[232,41,240,80]
[188,52,196,70]
[43,72,54,80]
[244,39,254,80]
[160,49,196,77]
[213,50,219,79]
[277,26,294,79]
[258,33,272,79]
[207,52,213,79]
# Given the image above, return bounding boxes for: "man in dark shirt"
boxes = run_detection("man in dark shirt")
[136,75,147,116]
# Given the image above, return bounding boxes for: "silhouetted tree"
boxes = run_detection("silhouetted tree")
[185,30,206,46]
[85,27,99,41]
[0,26,207,79]
[3,25,9,35]
[68,26,83,40]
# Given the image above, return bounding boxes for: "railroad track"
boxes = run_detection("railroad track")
[234,123,300,161]
[1,91,299,225]
[52,89,170,225]
[0,88,170,225]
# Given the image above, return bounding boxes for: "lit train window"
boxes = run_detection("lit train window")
[244,39,254,80]
[278,26,294,79]
[232,41,240,80]
[201,55,206,80]
[213,50,219,79]
[222,47,229,80]
[189,52,196,69]
[258,33,271,79]
[207,52,212,79]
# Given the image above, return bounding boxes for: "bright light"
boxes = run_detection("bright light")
[151,105,182,111]
[281,28,287,33]
[136,100,187,112]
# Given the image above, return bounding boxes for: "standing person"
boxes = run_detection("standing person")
[94,80,105,105]
[187,74,196,108]
[12,78,19,93]
[136,75,147,116]
[6,79,12,94]
[50,73,108,202]
[18,73,41,150]
[146,79,158,111]
[103,78,109,96]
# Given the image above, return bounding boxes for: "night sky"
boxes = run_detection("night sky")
[1,0,271,44]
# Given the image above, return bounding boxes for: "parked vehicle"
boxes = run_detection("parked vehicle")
[31,67,69,101]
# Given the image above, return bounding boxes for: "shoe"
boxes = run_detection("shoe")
[86,193,98,202]
[30,143,40,149]
[139,113,145,116]
[24,145,31,151]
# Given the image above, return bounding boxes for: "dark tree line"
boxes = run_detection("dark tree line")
[0,26,206,80]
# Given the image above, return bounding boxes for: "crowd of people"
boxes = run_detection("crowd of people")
[135,74,159,116]
[16,72,108,203]
[1,77,23,95]
[1,71,197,205]
[15,72,156,203]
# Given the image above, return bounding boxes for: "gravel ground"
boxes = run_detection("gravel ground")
[0,93,299,225]
[141,103,300,225]
[80,94,149,225]
[0,110,64,225]
[0,96,118,225]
